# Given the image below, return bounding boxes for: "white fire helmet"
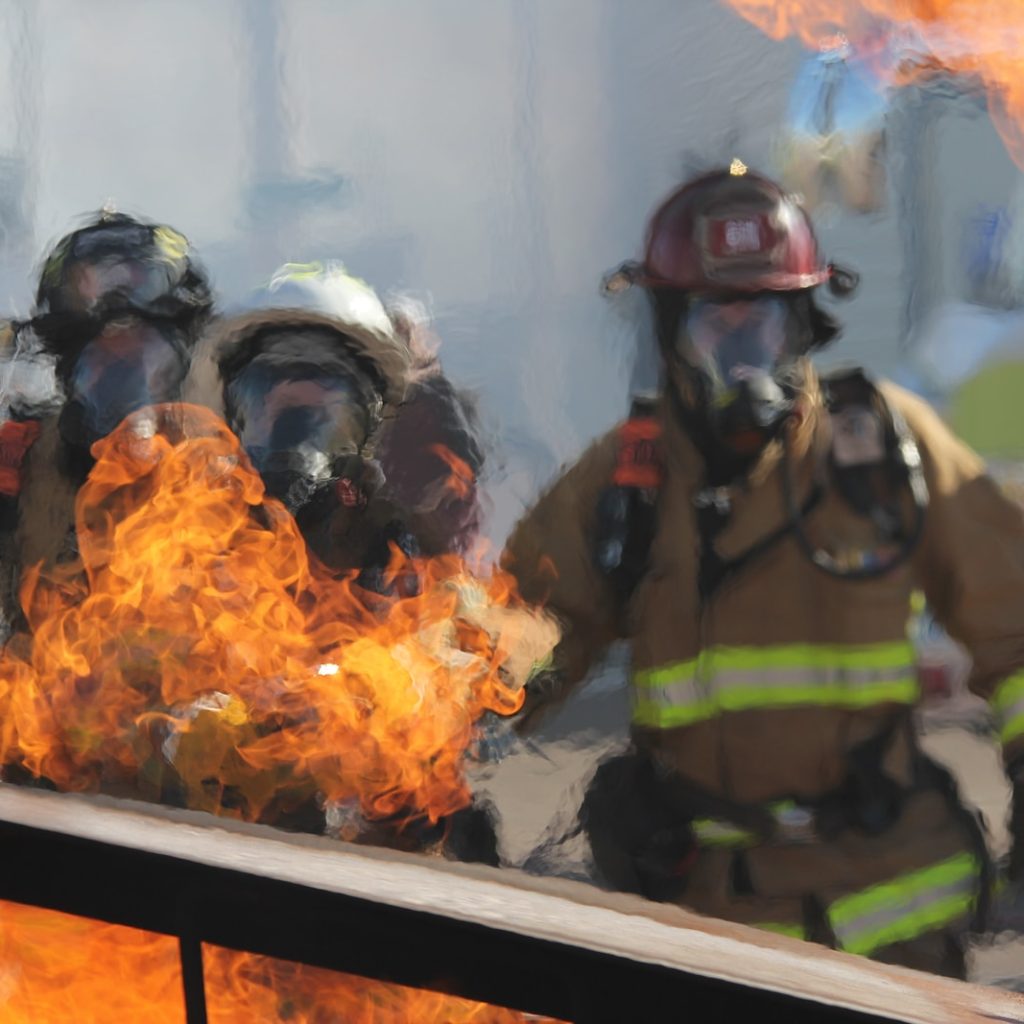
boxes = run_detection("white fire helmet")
[242,261,396,339]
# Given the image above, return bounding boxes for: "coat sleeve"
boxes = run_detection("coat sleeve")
[886,384,1024,769]
[500,430,625,731]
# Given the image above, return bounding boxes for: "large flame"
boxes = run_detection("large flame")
[0,901,185,1023]
[204,946,563,1023]
[0,404,557,829]
[0,901,563,1022]
[722,0,1024,168]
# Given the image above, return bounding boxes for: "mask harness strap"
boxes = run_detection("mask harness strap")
[596,387,823,608]
[666,379,822,601]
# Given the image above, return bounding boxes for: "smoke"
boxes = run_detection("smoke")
[0,325,61,421]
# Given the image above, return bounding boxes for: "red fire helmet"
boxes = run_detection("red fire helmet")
[640,167,831,293]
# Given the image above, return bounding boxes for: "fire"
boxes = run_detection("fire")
[0,403,557,829]
[430,443,476,501]
[204,946,564,1023]
[0,901,185,1023]
[722,0,1024,168]
[0,901,564,1022]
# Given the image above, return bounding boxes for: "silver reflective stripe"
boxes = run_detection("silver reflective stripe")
[828,855,978,957]
[641,675,702,707]
[710,664,915,689]
[632,642,919,729]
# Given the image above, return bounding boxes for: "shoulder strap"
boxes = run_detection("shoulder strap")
[593,395,664,607]
[0,418,42,499]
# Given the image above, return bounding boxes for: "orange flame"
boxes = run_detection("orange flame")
[0,901,185,1023]
[0,404,557,828]
[205,946,564,1023]
[0,901,563,1022]
[723,0,1024,168]
[430,443,476,501]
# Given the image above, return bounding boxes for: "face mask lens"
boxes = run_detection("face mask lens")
[63,324,187,442]
[682,296,788,388]
[234,375,367,458]
[223,328,382,506]
[226,356,373,481]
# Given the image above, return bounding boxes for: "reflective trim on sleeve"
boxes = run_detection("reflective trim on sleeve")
[827,852,979,958]
[992,671,1024,747]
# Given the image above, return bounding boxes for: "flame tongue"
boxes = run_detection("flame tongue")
[0,900,566,1022]
[206,946,566,1023]
[0,403,552,828]
[724,0,1024,168]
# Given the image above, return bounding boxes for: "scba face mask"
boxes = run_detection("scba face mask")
[57,321,190,450]
[676,294,799,453]
[224,329,384,514]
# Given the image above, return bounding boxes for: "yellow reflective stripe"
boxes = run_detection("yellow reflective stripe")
[692,818,755,847]
[992,671,1024,746]
[632,642,917,729]
[829,852,975,925]
[632,698,716,729]
[693,801,799,849]
[1001,703,1024,746]
[715,680,918,711]
[838,892,975,958]
[271,260,325,283]
[268,260,375,294]
[153,225,189,261]
[991,671,1024,714]
[708,641,914,672]
[633,658,699,689]
[828,853,978,957]
[754,922,806,940]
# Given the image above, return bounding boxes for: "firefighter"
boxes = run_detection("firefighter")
[186,262,484,582]
[501,166,1024,978]
[0,210,213,633]
[181,266,513,859]
[183,263,410,579]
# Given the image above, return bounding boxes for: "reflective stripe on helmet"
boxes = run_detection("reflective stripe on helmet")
[253,261,394,338]
[827,852,979,957]
[270,261,327,283]
[152,225,189,262]
[992,670,1024,746]
[631,641,918,729]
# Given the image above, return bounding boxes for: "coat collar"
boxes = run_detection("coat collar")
[657,364,829,561]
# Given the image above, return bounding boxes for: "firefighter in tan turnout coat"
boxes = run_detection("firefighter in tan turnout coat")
[0,211,214,634]
[502,167,1024,977]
